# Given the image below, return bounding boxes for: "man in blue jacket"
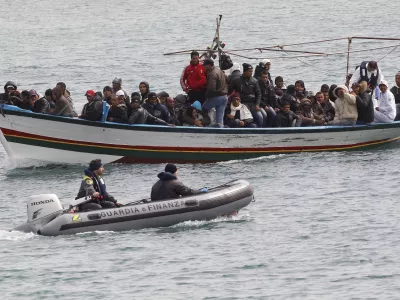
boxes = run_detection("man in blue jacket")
[142,92,171,123]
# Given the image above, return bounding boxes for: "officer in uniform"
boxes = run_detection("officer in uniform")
[75,159,121,211]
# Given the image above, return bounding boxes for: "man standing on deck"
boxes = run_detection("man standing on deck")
[180,51,207,104]
[201,58,228,128]
[349,61,384,94]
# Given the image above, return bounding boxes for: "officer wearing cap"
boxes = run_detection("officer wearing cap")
[75,159,121,211]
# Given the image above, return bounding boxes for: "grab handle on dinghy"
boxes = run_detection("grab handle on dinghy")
[185,200,199,207]
[88,213,101,220]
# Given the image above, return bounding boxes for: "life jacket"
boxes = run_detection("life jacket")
[358,61,379,89]
[76,169,106,200]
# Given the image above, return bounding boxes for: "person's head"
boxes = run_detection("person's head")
[45,88,53,101]
[190,51,200,65]
[229,93,241,107]
[281,101,291,113]
[112,78,122,90]
[367,61,378,72]
[275,76,284,88]
[328,84,338,101]
[379,80,388,93]
[139,81,149,95]
[56,82,66,95]
[286,84,296,96]
[21,90,30,102]
[131,98,141,109]
[52,86,62,101]
[4,81,17,94]
[29,90,39,102]
[260,71,270,84]
[89,159,104,176]
[315,91,324,104]
[395,72,400,86]
[166,97,175,108]
[351,82,360,95]
[116,90,125,102]
[300,98,312,112]
[307,91,315,103]
[242,63,253,78]
[295,80,305,92]
[157,91,169,105]
[262,59,271,71]
[202,58,214,72]
[85,90,96,102]
[103,86,112,98]
[320,84,330,93]
[111,95,119,107]
[165,163,178,176]
[147,92,158,105]
[334,86,348,98]
[323,91,329,101]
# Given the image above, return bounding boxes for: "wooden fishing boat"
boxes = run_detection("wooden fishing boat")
[1,104,399,164]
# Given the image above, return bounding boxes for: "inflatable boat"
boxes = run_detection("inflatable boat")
[13,180,254,236]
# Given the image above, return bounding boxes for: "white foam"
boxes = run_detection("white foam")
[217,154,285,165]
[171,212,251,228]
[0,230,36,241]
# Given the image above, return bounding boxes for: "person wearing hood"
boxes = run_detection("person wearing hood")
[139,81,150,103]
[181,100,210,127]
[151,164,207,201]
[180,51,207,104]
[128,98,171,126]
[142,92,170,123]
[224,93,256,128]
[50,86,77,117]
[111,78,130,102]
[254,59,272,81]
[227,62,241,84]
[296,98,325,126]
[0,81,18,104]
[75,159,121,211]
[390,72,400,120]
[79,89,103,121]
[327,85,357,126]
[107,95,129,123]
[374,80,396,123]
[351,81,374,124]
[229,63,263,127]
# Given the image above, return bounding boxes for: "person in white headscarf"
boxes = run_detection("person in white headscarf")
[374,80,396,123]
[327,85,358,126]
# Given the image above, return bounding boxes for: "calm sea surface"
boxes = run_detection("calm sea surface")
[1,0,400,299]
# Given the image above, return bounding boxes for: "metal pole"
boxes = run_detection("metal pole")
[346,37,352,87]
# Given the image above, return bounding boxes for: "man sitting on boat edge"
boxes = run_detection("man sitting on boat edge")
[151,164,208,201]
[75,159,122,211]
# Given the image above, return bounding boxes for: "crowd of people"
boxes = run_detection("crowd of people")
[1,52,400,128]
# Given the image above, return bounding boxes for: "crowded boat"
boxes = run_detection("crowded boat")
[1,54,399,129]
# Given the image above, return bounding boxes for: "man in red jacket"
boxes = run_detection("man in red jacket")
[180,51,207,104]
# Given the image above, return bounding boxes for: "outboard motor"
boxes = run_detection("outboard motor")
[13,194,64,234]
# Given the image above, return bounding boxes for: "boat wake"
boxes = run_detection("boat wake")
[0,229,36,241]
[217,154,286,165]
[171,211,252,228]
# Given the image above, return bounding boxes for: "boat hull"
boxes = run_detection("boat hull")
[1,105,400,164]
[32,180,254,236]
